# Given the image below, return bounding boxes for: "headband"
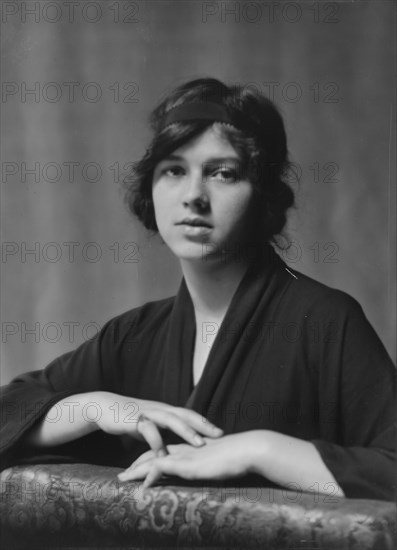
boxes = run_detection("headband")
[160,102,235,129]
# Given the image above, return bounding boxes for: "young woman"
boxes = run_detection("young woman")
[1,79,395,501]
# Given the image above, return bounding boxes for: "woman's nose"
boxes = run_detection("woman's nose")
[182,172,209,210]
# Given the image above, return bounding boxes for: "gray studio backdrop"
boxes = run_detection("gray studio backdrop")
[2,1,396,384]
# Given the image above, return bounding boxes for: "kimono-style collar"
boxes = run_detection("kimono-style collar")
[161,245,291,427]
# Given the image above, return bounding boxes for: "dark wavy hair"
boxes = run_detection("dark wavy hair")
[124,78,294,243]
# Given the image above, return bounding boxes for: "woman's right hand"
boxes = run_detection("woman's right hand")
[25,391,223,454]
[92,391,223,453]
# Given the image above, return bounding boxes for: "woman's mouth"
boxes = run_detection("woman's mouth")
[176,218,213,237]
[179,225,212,237]
[177,217,212,227]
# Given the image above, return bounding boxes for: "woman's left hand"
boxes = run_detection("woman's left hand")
[118,432,259,487]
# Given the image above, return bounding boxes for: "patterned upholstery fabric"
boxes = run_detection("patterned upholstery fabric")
[1,464,396,549]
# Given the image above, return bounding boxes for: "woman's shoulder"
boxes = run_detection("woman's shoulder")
[279,264,364,318]
[98,295,176,344]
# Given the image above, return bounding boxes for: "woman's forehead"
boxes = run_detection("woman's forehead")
[164,124,240,162]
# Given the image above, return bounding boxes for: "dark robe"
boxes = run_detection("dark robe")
[1,247,396,500]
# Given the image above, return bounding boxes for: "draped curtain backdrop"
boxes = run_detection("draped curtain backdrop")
[2,0,396,383]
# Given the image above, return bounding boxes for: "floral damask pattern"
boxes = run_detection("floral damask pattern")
[1,464,396,548]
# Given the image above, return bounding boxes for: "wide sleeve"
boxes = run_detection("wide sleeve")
[309,292,396,501]
[0,314,132,470]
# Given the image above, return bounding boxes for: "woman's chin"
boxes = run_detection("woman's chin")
[172,245,244,268]
[167,240,220,263]
[172,247,210,263]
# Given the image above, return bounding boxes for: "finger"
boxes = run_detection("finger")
[129,446,169,471]
[132,401,224,439]
[143,464,163,488]
[136,414,166,454]
[119,453,176,483]
[127,449,156,471]
[144,455,194,482]
[120,454,198,484]
[156,447,169,457]
[174,408,224,438]
[151,411,206,447]
[118,460,152,481]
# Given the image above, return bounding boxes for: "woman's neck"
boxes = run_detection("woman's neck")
[180,256,251,320]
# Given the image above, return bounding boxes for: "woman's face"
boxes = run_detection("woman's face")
[152,124,258,263]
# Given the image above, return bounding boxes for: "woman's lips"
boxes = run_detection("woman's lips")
[178,224,213,237]
[175,217,213,238]
[177,217,212,227]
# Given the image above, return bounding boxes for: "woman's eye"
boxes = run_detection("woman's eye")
[210,167,239,183]
[162,166,185,177]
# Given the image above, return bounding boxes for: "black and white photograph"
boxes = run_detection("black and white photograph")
[1,1,396,548]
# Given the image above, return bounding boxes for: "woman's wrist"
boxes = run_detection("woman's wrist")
[27,392,110,447]
[245,430,273,476]
[243,429,344,497]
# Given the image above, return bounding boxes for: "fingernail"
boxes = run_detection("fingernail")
[193,435,205,446]
[118,472,127,480]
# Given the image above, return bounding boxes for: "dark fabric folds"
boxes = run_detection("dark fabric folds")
[1,247,396,500]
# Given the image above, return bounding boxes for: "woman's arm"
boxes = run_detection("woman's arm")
[24,392,103,447]
[24,391,223,452]
[1,306,224,468]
